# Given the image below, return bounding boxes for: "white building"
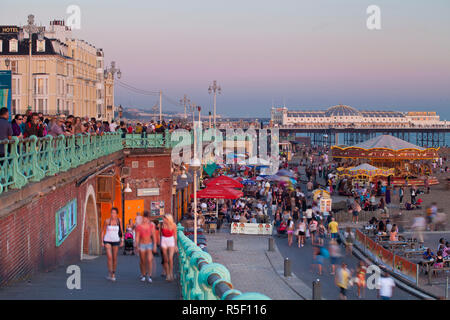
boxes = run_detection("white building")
[271,105,442,126]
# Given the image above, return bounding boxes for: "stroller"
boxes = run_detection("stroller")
[123,228,135,255]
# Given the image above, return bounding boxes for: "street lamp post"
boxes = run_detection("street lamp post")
[22,14,43,112]
[189,105,202,245]
[121,180,132,240]
[180,94,190,120]
[208,80,221,128]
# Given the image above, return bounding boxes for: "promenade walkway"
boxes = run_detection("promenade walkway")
[0,254,179,300]
[207,229,311,300]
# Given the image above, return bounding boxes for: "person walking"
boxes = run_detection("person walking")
[328,239,342,275]
[160,214,178,281]
[309,218,318,245]
[287,217,295,247]
[399,186,404,204]
[355,261,367,299]
[317,221,326,247]
[378,271,395,300]
[101,207,124,282]
[352,200,361,224]
[135,211,157,282]
[296,217,307,248]
[335,262,351,300]
[328,217,339,240]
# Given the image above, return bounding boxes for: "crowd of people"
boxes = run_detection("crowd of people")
[0,107,195,146]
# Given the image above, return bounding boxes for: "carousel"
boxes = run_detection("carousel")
[336,163,395,193]
[332,135,440,187]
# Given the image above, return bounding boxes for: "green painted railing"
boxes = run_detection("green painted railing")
[0,131,194,195]
[0,132,124,195]
[177,224,271,300]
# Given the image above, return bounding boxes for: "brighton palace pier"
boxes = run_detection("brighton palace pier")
[270,105,450,147]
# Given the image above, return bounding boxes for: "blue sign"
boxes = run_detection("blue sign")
[0,70,12,121]
[55,199,77,247]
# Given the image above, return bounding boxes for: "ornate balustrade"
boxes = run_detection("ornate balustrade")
[0,132,123,195]
[177,224,271,300]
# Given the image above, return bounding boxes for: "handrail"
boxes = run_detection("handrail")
[1,130,277,195]
[177,223,271,300]
[0,132,124,195]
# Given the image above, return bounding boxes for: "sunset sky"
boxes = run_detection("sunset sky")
[2,0,450,119]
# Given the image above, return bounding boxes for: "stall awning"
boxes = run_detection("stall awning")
[191,186,243,199]
[206,175,244,188]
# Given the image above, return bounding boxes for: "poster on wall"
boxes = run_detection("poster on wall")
[55,199,77,247]
[151,201,165,216]
[0,70,12,121]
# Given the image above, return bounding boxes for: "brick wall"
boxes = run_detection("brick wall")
[0,178,96,286]
[124,151,173,218]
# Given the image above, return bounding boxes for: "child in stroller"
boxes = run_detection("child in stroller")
[277,220,288,236]
[123,220,135,255]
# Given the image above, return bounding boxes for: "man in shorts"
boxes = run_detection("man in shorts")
[328,217,339,240]
[335,262,351,300]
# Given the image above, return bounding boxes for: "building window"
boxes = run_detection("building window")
[132,161,139,169]
[9,39,18,52]
[148,161,154,168]
[11,60,18,73]
[37,39,45,52]
[38,99,44,113]
[35,78,45,95]
[37,60,46,73]
[11,99,17,114]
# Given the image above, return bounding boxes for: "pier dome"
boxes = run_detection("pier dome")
[325,105,361,117]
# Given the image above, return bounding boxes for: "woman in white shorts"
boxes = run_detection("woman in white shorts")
[160,214,178,281]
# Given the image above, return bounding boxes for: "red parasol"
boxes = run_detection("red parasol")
[206,175,244,188]
[191,186,243,199]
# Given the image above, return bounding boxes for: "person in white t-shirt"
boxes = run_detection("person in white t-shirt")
[109,120,117,132]
[378,272,395,300]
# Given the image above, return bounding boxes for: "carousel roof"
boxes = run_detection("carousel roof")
[348,163,380,171]
[352,135,425,151]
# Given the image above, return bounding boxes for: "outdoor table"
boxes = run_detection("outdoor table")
[375,234,390,242]
[403,248,428,258]
[379,241,409,251]
[420,259,434,274]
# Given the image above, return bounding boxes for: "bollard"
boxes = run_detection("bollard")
[268,237,275,252]
[227,239,233,251]
[284,258,291,277]
[313,279,321,300]
[446,276,449,300]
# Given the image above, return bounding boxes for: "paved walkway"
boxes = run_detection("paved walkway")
[275,234,418,300]
[0,253,180,300]
[207,230,310,300]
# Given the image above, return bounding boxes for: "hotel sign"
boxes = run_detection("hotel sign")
[0,26,20,34]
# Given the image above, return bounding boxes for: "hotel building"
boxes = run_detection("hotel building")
[0,20,116,122]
